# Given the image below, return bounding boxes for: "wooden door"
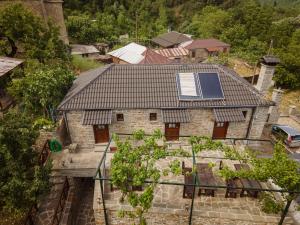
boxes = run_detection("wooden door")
[212,122,228,139]
[93,125,109,143]
[165,123,180,141]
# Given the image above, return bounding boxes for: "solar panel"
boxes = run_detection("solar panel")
[198,73,224,99]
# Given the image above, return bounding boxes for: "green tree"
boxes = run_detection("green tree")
[0,110,52,212]
[184,6,232,38]
[8,63,75,117]
[0,4,69,62]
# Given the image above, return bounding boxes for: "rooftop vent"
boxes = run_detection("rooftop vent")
[177,72,224,100]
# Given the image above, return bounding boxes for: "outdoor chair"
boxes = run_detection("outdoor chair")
[183,167,194,199]
[225,178,238,198]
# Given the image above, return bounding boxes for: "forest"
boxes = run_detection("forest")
[64,0,300,88]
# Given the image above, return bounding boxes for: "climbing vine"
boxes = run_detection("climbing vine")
[110,129,187,225]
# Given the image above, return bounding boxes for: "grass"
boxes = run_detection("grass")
[71,55,103,74]
[279,89,300,113]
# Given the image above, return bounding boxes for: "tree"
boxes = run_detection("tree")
[184,6,232,38]
[8,63,75,117]
[0,110,52,212]
[0,4,69,62]
[110,130,187,225]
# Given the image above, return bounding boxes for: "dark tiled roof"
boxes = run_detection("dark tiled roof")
[183,39,230,50]
[162,109,190,123]
[58,64,274,111]
[152,31,192,48]
[213,108,245,122]
[82,110,112,125]
[0,57,23,78]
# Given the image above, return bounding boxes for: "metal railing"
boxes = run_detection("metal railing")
[51,177,70,225]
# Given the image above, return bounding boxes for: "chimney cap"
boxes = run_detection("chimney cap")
[261,55,280,65]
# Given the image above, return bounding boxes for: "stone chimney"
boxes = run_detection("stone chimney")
[256,55,280,95]
[289,105,297,116]
[268,89,284,124]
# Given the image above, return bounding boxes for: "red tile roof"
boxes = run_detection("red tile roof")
[155,47,189,58]
[139,49,172,64]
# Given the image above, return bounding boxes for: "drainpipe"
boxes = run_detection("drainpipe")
[246,107,256,139]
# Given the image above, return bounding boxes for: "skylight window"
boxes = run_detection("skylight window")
[176,72,224,100]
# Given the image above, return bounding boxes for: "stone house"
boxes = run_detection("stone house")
[151,31,192,48]
[57,63,274,151]
[180,39,230,62]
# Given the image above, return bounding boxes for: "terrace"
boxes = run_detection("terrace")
[93,135,299,225]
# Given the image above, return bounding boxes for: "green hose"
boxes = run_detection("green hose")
[49,139,62,152]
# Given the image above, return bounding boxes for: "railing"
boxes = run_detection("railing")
[39,140,51,166]
[51,177,70,225]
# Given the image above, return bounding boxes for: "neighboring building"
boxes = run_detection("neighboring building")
[0,57,23,115]
[71,44,100,58]
[152,31,192,48]
[0,0,69,44]
[155,47,189,63]
[107,43,172,64]
[180,39,230,62]
[57,64,274,151]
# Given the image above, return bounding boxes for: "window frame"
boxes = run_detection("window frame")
[149,113,157,121]
[116,113,124,121]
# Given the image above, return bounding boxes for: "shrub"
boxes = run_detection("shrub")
[259,192,284,214]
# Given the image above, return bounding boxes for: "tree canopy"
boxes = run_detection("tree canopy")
[8,62,75,117]
[0,110,52,212]
[0,4,69,62]
[64,0,300,88]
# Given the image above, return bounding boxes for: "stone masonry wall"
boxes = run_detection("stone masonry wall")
[180,109,214,136]
[66,108,267,150]
[66,111,95,150]
[109,109,164,134]
[227,108,253,138]
[249,106,269,139]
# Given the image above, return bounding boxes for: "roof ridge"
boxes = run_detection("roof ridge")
[215,65,273,106]
[58,64,114,110]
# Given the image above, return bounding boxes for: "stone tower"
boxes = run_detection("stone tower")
[0,0,69,44]
[255,55,280,95]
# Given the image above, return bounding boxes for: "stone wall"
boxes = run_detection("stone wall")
[227,108,253,138]
[248,106,269,139]
[109,109,165,134]
[66,111,95,150]
[66,107,268,151]
[0,0,68,44]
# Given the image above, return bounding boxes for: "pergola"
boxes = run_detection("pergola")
[94,134,300,225]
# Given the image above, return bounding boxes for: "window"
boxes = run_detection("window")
[116,113,124,121]
[191,50,196,58]
[216,122,224,127]
[242,111,247,118]
[150,113,157,121]
[168,123,177,128]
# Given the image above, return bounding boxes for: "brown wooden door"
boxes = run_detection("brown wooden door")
[212,122,228,139]
[93,125,109,143]
[165,123,180,141]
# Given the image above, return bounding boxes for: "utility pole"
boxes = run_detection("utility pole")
[135,11,138,43]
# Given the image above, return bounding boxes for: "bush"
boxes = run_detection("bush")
[259,192,284,214]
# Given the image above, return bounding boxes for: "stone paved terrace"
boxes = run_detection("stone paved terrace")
[94,142,295,225]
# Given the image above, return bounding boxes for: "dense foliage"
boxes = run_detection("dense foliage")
[64,0,300,88]
[0,110,52,212]
[8,63,75,117]
[0,4,69,63]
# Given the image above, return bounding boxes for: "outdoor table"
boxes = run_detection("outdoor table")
[234,164,262,198]
[197,163,218,197]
